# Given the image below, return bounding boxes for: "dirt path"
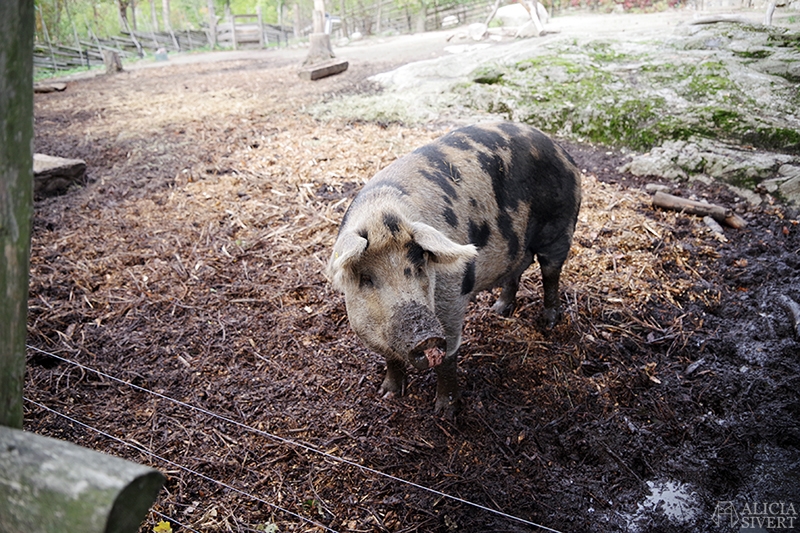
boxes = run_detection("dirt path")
[28,8,800,533]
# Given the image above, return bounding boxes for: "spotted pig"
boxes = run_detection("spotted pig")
[327,122,581,417]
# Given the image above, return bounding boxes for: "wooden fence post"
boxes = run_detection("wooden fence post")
[1,2,165,531]
[207,0,217,48]
[1,0,34,432]
[257,6,265,48]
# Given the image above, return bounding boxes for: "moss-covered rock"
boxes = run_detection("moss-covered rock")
[313,19,800,199]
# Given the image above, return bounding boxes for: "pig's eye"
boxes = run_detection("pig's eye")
[359,274,374,289]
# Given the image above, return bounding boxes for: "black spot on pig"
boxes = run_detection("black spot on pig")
[340,182,409,231]
[497,122,523,135]
[468,219,491,249]
[497,212,519,259]
[406,241,426,269]
[416,146,459,199]
[468,129,513,154]
[383,212,401,235]
[443,207,458,228]
[461,259,476,295]
[441,133,472,152]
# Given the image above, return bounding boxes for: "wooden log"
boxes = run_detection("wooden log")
[0,426,165,533]
[298,58,349,80]
[652,191,748,229]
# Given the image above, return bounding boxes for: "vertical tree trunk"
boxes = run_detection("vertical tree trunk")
[150,0,158,31]
[294,2,300,39]
[118,0,131,32]
[162,0,171,31]
[207,0,217,48]
[415,0,427,33]
[0,0,34,430]
[313,0,325,33]
[130,0,137,30]
[339,0,348,38]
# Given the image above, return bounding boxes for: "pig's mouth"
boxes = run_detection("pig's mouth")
[408,337,446,371]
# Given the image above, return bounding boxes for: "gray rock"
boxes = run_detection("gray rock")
[33,154,86,196]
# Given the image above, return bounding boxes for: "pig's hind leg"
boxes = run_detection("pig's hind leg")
[537,248,569,329]
[491,251,534,317]
[490,277,520,317]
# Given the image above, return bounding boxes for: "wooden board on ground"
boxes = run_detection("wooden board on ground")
[297,58,349,81]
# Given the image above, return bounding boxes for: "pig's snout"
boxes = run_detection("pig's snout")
[409,337,447,371]
[389,302,446,371]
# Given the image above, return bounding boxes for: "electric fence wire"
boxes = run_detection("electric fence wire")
[25,344,563,533]
[150,509,202,533]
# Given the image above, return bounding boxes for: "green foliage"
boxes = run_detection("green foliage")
[34,0,284,44]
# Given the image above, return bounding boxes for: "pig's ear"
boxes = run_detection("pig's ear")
[409,222,477,272]
[327,230,368,291]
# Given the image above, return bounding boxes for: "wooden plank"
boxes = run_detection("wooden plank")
[298,58,349,80]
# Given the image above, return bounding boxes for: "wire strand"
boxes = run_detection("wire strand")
[26,344,562,533]
[24,398,339,533]
[149,509,201,533]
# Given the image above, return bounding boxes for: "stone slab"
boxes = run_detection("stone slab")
[33,153,86,195]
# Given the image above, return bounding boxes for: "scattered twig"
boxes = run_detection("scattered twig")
[652,191,747,229]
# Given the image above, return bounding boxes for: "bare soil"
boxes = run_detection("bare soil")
[26,12,800,533]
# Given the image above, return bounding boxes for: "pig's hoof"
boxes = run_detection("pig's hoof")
[491,298,516,317]
[543,307,562,329]
[379,377,405,399]
[434,395,463,420]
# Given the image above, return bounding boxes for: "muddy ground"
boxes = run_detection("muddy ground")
[26,11,800,533]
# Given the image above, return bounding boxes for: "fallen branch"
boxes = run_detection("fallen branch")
[652,191,747,229]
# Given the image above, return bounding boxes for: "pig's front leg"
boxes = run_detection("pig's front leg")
[434,357,461,417]
[379,358,406,398]
[433,316,465,418]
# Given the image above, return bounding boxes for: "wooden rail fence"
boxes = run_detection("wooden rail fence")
[33,0,493,74]
[32,29,209,74]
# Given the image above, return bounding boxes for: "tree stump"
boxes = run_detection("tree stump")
[102,50,123,74]
[299,33,348,80]
[298,0,349,80]
[304,33,335,66]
